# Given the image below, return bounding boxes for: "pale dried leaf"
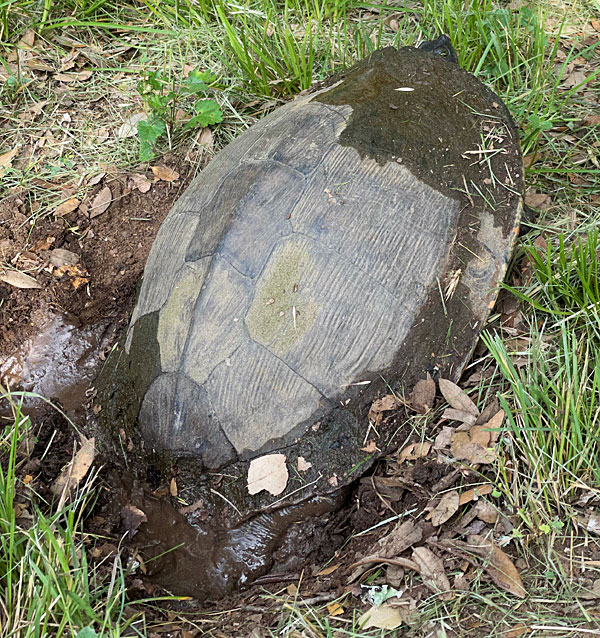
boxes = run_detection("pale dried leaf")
[50,248,79,267]
[411,547,452,597]
[151,165,179,182]
[410,375,435,413]
[317,564,339,576]
[0,148,18,168]
[480,410,504,444]
[505,625,530,638]
[89,186,112,218]
[0,270,41,289]
[434,426,454,449]
[439,379,479,416]
[586,511,600,534]
[361,440,378,453]
[297,456,312,472]
[458,484,493,506]
[451,431,497,464]
[130,173,152,193]
[52,436,96,497]
[468,536,526,598]
[469,425,491,448]
[399,441,431,462]
[55,197,80,217]
[327,602,344,616]
[474,500,498,524]
[169,478,178,497]
[432,490,460,527]
[118,112,146,138]
[442,407,478,426]
[199,126,214,152]
[377,519,423,557]
[525,191,552,210]
[86,172,105,186]
[359,603,406,630]
[247,453,288,496]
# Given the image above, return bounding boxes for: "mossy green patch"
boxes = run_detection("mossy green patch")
[246,241,317,355]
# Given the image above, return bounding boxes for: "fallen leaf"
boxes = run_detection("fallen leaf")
[467,536,526,598]
[439,379,479,417]
[18,29,35,48]
[410,374,436,413]
[584,114,600,127]
[432,490,460,526]
[198,126,214,153]
[51,436,96,498]
[89,186,112,218]
[247,453,288,496]
[169,478,178,497]
[411,547,452,598]
[479,410,504,444]
[451,430,497,465]
[459,484,493,506]
[586,511,600,534]
[55,197,80,217]
[317,564,339,576]
[121,504,148,535]
[0,148,18,176]
[118,112,146,138]
[361,440,378,453]
[525,191,552,210]
[286,582,297,596]
[50,248,79,267]
[0,270,41,289]
[130,173,152,193]
[86,172,105,186]
[368,394,399,424]
[505,624,530,638]
[327,602,344,616]
[399,441,431,462]
[328,474,339,487]
[297,456,312,472]
[442,407,478,426]
[359,603,406,630]
[474,499,498,524]
[151,165,179,182]
[434,426,454,449]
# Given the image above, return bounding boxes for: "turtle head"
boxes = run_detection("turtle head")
[418,34,458,65]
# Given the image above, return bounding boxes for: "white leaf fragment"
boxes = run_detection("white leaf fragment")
[247,453,288,496]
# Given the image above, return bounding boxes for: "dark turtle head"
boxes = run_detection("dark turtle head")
[418,34,458,64]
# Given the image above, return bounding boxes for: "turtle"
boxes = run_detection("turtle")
[97,39,523,600]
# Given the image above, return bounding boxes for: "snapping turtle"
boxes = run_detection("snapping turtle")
[98,41,523,598]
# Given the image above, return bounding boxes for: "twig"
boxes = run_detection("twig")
[349,556,420,573]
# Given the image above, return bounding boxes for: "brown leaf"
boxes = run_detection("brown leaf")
[399,441,431,462]
[411,547,452,597]
[121,504,148,535]
[361,440,378,453]
[592,19,600,31]
[359,603,406,630]
[505,624,530,638]
[525,191,552,210]
[459,484,493,506]
[130,173,152,193]
[584,114,600,127]
[474,500,498,524]
[0,270,41,289]
[86,172,105,186]
[247,453,288,496]
[151,165,180,182]
[0,148,18,177]
[433,426,454,449]
[50,248,79,268]
[410,374,435,413]
[467,536,526,598]
[169,478,178,497]
[199,126,214,153]
[51,436,96,498]
[89,186,112,218]
[442,407,478,426]
[327,602,344,616]
[479,409,504,444]
[55,197,80,217]
[377,519,423,558]
[439,379,479,417]
[432,490,460,527]
[368,394,399,425]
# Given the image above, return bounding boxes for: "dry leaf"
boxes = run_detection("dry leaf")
[199,127,214,152]
[479,410,504,444]
[317,564,339,576]
[442,407,478,426]
[87,172,105,186]
[474,500,498,524]
[297,456,312,472]
[505,624,530,638]
[327,602,344,616]
[169,478,178,497]
[525,191,552,210]
[399,441,431,462]
[434,426,454,449]
[359,603,406,630]
[450,430,497,465]
[459,484,493,506]
[0,270,41,289]
[411,547,452,598]
[247,453,288,496]
[89,186,112,218]
[410,375,435,413]
[151,165,179,182]
[468,536,526,598]
[432,490,460,526]
[51,436,96,498]
[361,440,378,453]
[118,112,146,138]
[439,379,479,417]
[55,197,80,217]
[368,394,399,424]
[121,504,148,535]
[0,148,18,177]
[130,173,152,193]
[50,248,79,267]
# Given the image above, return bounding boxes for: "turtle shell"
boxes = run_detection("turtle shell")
[99,46,522,512]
